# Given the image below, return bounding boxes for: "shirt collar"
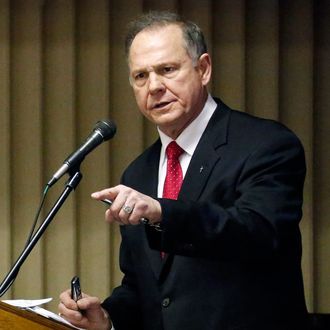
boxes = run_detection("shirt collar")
[158,94,217,154]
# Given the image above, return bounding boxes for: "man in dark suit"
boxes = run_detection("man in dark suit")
[59,11,309,330]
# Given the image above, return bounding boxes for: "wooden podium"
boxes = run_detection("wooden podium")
[0,301,77,329]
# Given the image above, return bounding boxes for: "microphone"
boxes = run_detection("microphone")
[47,119,116,187]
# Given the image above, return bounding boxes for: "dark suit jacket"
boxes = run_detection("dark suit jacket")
[102,99,308,330]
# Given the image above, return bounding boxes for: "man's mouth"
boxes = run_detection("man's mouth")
[153,101,172,109]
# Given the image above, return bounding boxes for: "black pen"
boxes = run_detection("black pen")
[101,198,113,206]
[71,276,82,302]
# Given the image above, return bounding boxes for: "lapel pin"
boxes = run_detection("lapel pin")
[199,166,204,173]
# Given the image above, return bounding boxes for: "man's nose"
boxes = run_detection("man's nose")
[148,72,165,94]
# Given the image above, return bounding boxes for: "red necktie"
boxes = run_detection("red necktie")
[163,141,184,199]
[161,141,184,258]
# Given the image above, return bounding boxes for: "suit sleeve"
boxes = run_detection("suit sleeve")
[150,128,306,261]
[101,226,143,330]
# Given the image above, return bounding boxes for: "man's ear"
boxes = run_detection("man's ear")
[197,53,212,86]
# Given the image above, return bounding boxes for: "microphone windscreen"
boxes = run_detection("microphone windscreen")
[95,120,117,141]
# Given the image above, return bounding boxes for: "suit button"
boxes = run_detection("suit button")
[162,297,170,308]
[184,243,194,251]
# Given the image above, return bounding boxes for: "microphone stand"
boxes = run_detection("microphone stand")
[0,170,82,297]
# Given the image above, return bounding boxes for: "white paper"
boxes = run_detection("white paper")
[26,306,83,329]
[1,298,83,330]
[2,297,53,308]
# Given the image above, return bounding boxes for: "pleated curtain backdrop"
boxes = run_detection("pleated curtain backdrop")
[0,0,329,314]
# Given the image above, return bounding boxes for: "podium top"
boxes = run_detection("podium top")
[0,301,77,330]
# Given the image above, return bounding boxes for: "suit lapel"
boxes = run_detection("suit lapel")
[179,102,230,201]
[143,228,163,279]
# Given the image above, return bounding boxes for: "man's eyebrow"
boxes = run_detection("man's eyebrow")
[130,65,149,73]
[131,62,179,73]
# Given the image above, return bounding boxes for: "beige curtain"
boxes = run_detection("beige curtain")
[0,0,329,314]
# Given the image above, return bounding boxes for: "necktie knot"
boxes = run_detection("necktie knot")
[166,141,184,161]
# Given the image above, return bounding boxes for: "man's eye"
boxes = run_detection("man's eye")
[163,66,176,74]
[135,72,147,80]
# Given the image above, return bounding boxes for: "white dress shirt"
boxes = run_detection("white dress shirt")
[157,94,217,197]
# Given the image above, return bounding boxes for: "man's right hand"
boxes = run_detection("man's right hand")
[58,289,112,330]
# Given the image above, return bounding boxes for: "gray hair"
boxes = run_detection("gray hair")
[125,11,207,63]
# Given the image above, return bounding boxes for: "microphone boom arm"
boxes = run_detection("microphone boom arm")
[0,171,82,297]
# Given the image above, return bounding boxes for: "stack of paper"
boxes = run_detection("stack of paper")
[1,298,83,329]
